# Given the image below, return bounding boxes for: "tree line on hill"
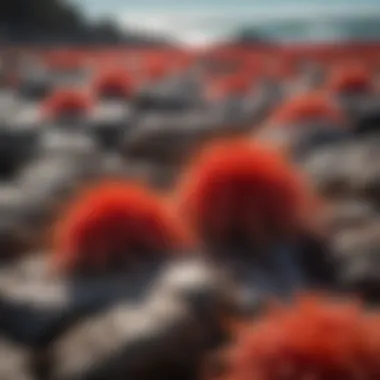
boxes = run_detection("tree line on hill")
[0,0,172,45]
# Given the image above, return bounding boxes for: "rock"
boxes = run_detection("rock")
[0,121,41,179]
[338,94,380,133]
[0,185,43,259]
[303,135,380,202]
[255,122,349,159]
[153,257,236,323]
[302,142,354,198]
[16,156,91,215]
[86,101,132,151]
[0,338,33,380]
[0,254,166,349]
[50,297,202,380]
[353,99,380,135]
[340,135,380,202]
[322,199,379,234]
[38,129,99,160]
[133,76,203,113]
[332,221,380,303]
[123,112,218,164]
[17,73,53,101]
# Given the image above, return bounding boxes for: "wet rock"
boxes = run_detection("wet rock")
[332,221,380,303]
[341,135,380,202]
[338,95,380,132]
[0,257,236,379]
[153,257,236,324]
[0,338,33,380]
[0,90,19,121]
[0,185,43,259]
[50,296,202,380]
[16,59,53,101]
[123,112,218,164]
[302,136,380,201]
[292,124,350,159]
[86,101,132,151]
[45,257,234,378]
[38,129,99,160]
[133,79,201,113]
[0,121,41,180]
[17,156,92,215]
[322,199,379,234]
[17,74,53,101]
[207,95,251,127]
[0,254,167,349]
[255,122,350,159]
[302,142,352,198]
[353,100,380,135]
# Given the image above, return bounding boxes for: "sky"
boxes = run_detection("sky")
[68,0,380,45]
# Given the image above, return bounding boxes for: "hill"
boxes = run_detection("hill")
[0,0,172,46]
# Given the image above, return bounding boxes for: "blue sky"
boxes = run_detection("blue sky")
[67,0,380,44]
[69,0,380,16]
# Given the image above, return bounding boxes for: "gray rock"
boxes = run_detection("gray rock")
[301,136,380,200]
[0,254,166,348]
[44,257,235,380]
[153,257,236,321]
[51,297,201,380]
[332,221,380,302]
[323,199,379,234]
[0,121,41,179]
[302,142,353,197]
[17,71,53,101]
[0,185,42,258]
[123,112,218,163]
[38,129,99,160]
[86,101,132,151]
[16,156,91,214]
[0,339,33,380]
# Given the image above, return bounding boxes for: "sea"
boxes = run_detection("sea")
[69,0,380,46]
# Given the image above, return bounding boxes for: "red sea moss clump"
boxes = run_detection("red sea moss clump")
[205,69,256,101]
[53,182,191,274]
[268,92,345,127]
[43,50,86,71]
[211,295,380,380]
[177,139,310,249]
[212,73,253,98]
[327,66,374,95]
[93,68,135,99]
[144,58,169,82]
[42,88,94,120]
